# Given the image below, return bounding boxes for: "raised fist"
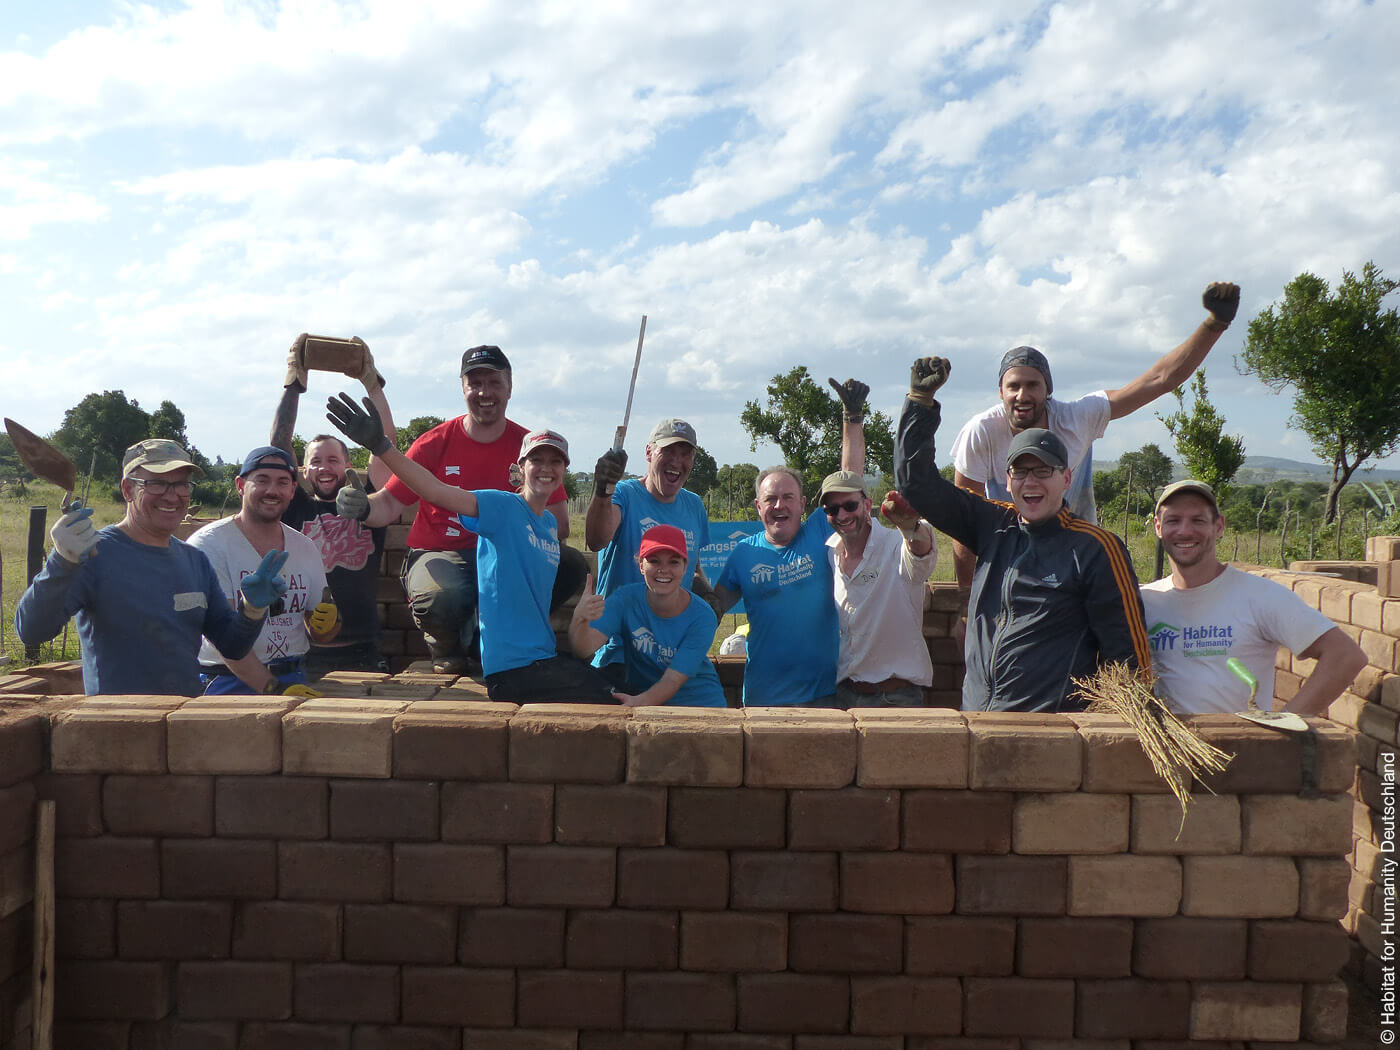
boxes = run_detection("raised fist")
[827,377,870,421]
[594,448,628,499]
[909,357,951,405]
[1202,283,1240,329]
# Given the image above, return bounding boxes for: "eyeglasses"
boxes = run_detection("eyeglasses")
[1007,464,1060,480]
[823,498,862,516]
[134,479,193,496]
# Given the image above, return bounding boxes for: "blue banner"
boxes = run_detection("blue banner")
[699,520,764,616]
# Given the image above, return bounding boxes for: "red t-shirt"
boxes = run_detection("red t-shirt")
[384,416,567,551]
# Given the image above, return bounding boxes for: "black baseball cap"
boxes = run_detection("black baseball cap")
[1005,428,1068,471]
[460,345,512,375]
[999,345,1053,395]
[238,446,299,477]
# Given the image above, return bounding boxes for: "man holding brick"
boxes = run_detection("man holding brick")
[710,378,867,707]
[895,357,1152,712]
[1142,480,1365,715]
[337,344,586,674]
[272,332,397,676]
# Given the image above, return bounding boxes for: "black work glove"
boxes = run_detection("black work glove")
[827,377,870,423]
[908,357,950,406]
[1202,282,1240,330]
[335,471,370,522]
[594,449,628,499]
[326,392,393,455]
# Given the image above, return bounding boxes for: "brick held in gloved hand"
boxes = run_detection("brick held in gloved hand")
[4,417,77,494]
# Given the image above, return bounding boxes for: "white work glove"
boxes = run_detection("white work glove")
[51,507,99,564]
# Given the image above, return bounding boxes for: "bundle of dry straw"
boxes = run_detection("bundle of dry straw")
[1075,662,1231,822]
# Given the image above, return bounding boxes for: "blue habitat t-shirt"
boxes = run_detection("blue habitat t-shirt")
[717,513,837,705]
[459,490,561,676]
[589,583,725,707]
[596,480,711,595]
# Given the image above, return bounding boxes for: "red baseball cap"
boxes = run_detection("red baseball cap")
[638,524,688,562]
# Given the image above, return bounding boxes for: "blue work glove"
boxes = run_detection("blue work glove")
[238,549,290,611]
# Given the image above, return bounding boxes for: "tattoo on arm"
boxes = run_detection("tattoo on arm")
[271,386,301,454]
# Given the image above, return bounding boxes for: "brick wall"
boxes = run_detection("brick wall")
[1243,536,1400,996]
[0,695,1360,1046]
[0,707,43,1050]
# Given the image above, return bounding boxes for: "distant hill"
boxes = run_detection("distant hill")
[1095,455,1400,484]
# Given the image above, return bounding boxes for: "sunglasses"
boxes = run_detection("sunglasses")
[823,498,862,516]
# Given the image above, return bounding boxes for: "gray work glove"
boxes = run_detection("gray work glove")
[326,392,393,455]
[1202,282,1240,330]
[827,377,870,423]
[594,449,628,499]
[335,470,371,522]
[284,333,309,392]
[908,357,950,406]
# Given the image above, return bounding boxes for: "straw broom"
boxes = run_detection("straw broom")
[1074,662,1232,826]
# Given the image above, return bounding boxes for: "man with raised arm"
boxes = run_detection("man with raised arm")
[15,439,286,695]
[1142,480,1366,716]
[948,282,1242,618]
[335,344,584,674]
[585,418,713,682]
[272,333,397,675]
[189,446,339,696]
[709,378,867,707]
[896,358,1151,712]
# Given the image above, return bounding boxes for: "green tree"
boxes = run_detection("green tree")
[739,366,894,495]
[51,390,153,483]
[685,446,718,496]
[396,415,445,452]
[710,463,760,520]
[1157,371,1246,497]
[1240,262,1400,523]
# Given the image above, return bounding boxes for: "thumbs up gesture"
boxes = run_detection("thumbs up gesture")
[336,468,370,522]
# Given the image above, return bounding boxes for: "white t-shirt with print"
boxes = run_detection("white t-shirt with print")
[189,517,329,666]
[951,392,1111,523]
[1140,565,1336,714]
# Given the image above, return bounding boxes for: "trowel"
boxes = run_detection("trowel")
[1228,657,1308,732]
[4,418,78,509]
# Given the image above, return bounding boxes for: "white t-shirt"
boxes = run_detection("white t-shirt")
[827,519,937,687]
[1140,566,1336,714]
[950,392,1112,523]
[189,517,329,666]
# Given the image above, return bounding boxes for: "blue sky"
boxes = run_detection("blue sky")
[2,0,1398,477]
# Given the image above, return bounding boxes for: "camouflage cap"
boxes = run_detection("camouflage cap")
[121,439,204,479]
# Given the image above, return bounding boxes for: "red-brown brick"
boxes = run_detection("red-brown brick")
[668,788,787,849]
[1247,919,1351,981]
[555,784,667,846]
[567,909,678,970]
[102,774,213,837]
[904,791,1012,854]
[517,969,624,1029]
[906,917,1015,976]
[1132,917,1246,980]
[1016,917,1131,978]
[161,838,277,899]
[508,844,616,907]
[736,974,850,1034]
[731,851,838,912]
[789,788,899,850]
[1075,978,1192,1038]
[681,912,786,972]
[618,847,729,910]
[962,978,1073,1037]
[440,782,553,844]
[175,961,293,1020]
[344,903,456,964]
[392,843,505,905]
[955,856,1066,915]
[215,775,328,839]
[292,963,399,1023]
[841,852,954,914]
[279,841,392,902]
[625,972,737,1032]
[116,900,231,960]
[459,907,565,968]
[330,779,439,841]
[56,836,160,899]
[850,977,961,1035]
[401,967,515,1026]
[233,901,341,961]
[789,914,903,973]
[54,959,170,1020]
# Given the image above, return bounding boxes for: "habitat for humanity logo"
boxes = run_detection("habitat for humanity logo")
[630,627,658,656]
[1148,621,1181,652]
[750,564,775,583]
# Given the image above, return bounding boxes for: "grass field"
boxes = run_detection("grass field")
[0,487,1296,672]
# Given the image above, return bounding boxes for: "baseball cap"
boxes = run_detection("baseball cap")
[998,345,1053,395]
[238,446,299,477]
[819,469,867,502]
[519,429,570,464]
[1005,429,1068,470]
[638,524,689,562]
[460,345,512,375]
[122,439,205,479]
[648,418,697,449]
[1155,479,1218,515]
